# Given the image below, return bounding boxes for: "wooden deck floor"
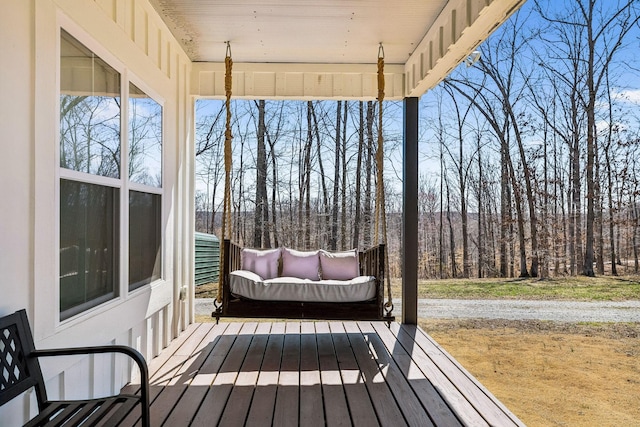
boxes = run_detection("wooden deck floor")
[122,321,524,426]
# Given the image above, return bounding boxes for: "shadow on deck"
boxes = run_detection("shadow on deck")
[120,321,524,426]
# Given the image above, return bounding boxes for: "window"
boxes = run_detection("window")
[129,191,161,290]
[60,180,120,319]
[129,83,162,187]
[59,30,121,320]
[59,30,163,319]
[128,83,163,291]
[59,31,121,178]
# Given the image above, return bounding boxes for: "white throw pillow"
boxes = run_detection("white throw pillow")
[240,247,281,279]
[319,249,360,280]
[281,247,320,280]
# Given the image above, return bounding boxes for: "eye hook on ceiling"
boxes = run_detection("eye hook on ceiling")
[225,41,232,58]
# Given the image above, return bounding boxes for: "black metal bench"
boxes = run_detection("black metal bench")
[0,309,150,427]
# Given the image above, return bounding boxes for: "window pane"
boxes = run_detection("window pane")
[129,191,162,290]
[60,180,120,320]
[60,30,121,178]
[129,83,162,187]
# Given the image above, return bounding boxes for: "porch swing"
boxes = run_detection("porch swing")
[213,43,394,322]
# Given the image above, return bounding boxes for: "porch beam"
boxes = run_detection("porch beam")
[402,97,419,325]
[191,62,405,100]
[404,0,526,97]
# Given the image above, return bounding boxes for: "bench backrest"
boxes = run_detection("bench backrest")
[0,310,47,408]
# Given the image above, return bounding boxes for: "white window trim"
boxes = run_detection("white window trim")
[55,20,166,326]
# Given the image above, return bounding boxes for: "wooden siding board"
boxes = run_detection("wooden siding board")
[191,64,405,100]
[95,0,116,21]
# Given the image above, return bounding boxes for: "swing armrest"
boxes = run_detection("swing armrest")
[221,239,243,300]
[360,243,385,280]
[360,243,386,313]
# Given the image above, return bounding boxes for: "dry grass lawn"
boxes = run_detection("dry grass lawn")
[422,319,640,427]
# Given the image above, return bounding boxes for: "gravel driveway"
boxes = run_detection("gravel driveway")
[410,299,640,323]
[195,298,640,323]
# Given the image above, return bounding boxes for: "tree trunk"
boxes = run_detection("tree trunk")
[500,138,510,277]
[353,102,364,248]
[540,120,549,279]
[265,104,281,247]
[506,150,529,277]
[341,101,348,250]
[330,101,342,250]
[310,102,330,247]
[303,101,314,249]
[583,7,596,277]
[477,133,483,278]
[594,135,604,275]
[634,189,639,273]
[604,72,617,276]
[253,100,269,248]
[445,174,456,277]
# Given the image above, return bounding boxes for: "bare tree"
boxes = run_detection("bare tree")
[330,101,342,250]
[352,102,364,248]
[537,0,640,276]
[253,100,270,247]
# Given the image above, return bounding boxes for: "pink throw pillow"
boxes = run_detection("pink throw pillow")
[241,247,280,279]
[319,249,360,280]
[281,247,320,280]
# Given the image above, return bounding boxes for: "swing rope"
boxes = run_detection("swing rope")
[217,41,233,305]
[373,43,393,317]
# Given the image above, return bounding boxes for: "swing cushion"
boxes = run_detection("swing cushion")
[281,247,321,280]
[241,247,281,280]
[229,270,377,302]
[319,249,360,280]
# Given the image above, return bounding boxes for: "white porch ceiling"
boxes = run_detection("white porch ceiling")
[149,0,526,99]
[149,0,449,64]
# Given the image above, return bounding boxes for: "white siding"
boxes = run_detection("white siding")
[0,0,193,424]
[0,0,35,317]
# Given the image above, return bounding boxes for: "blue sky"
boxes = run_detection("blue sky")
[195,0,640,207]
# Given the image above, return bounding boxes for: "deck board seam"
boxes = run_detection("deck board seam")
[357,321,436,427]
[369,321,464,427]
[343,321,408,426]
[159,322,231,426]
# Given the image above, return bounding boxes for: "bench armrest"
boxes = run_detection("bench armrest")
[31,345,150,427]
